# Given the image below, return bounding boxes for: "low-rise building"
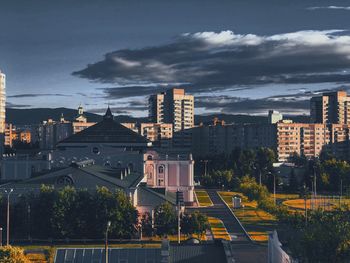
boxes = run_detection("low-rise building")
[38,106,96,149]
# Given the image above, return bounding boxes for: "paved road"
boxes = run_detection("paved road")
[189,190,268,263]
[190,190,249,242]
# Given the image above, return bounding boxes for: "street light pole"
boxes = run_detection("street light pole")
[201,160,208,177]
[273,173,276,205]
[105,221,111,263]
[0,227,2,247]
[4,189,13,246]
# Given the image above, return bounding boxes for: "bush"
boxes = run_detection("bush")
[239,176,269,201]
[0,246,30,263]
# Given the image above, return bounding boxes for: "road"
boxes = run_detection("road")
[189,189,268,263]
[200,190,249,242]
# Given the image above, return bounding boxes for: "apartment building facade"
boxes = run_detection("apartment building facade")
[149,88,194,132]
[311,91,350,124]
[173,119,350,162]
[121,122,173,148]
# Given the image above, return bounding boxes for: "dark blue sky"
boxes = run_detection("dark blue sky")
[1,0,350,116]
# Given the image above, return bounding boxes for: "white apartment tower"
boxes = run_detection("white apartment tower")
[149,88,194,132]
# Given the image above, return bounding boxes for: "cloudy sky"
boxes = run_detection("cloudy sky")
[1,0,350,116]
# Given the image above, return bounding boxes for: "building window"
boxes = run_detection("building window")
[56,175,74,186]
[158,165,164,174]
[147,155,153,160]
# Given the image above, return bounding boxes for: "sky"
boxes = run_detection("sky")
[1,0,350,116]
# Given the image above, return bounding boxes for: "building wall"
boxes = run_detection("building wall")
[144,151,194,204]
[149,88,194,132]
[0,156,51,181]
[311,91,350,124]
[173,123,276,157]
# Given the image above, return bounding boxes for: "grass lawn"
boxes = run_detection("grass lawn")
[195,190,213,207]
[218,191,277,242]
[274,193,299,200]
[208,217,231,241]
[283,197,350,211]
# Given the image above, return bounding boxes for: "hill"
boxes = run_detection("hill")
[5,108,310,126]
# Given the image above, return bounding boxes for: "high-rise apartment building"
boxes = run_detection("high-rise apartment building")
[310,91,350,124]
[149,88,194,132]
[0,70,6,133]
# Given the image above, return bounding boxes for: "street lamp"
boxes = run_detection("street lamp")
[268,172,276,205]
[105,221,111,263]
[4,189,13,246]
[200,160,209,177]
[252,165,262,186]
[0,227,3,246]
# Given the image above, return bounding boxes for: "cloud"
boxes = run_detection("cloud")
[6,102,32,108]
[307,6,350,11]
[8,93,70,98]
[196,85,350,115]
[74,29,350,113]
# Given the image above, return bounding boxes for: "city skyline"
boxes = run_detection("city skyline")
[2,0,350,117]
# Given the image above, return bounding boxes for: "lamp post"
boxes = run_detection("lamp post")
[268,172,276,205]
[252,165,262,186]
[273,173,276,205]
[201,160,208,177]
[0,227,2,247]
[4,189,13,246]
[105,221,111,263]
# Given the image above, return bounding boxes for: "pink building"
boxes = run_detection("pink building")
[144,151,195,205]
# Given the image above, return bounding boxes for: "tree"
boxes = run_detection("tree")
[284,209,350,262]
[239,176,269,201]
[0,246,30,263]
[141,212,153,237]
[154,202,176,236]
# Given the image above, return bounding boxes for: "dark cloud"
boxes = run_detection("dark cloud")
[6,102,32,108]
[196,95,309,115]
[8,93,70,98]
[74,30,350,102]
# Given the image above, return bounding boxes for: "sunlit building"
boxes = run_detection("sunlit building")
[149,88,194,132]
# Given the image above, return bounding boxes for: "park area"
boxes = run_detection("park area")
[218,191,277,242]
[282,196,350,211]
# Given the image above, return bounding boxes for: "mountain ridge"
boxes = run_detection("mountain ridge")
[5,108,310,126]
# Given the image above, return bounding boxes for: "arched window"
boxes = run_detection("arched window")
[158,165,165,174]
[147,155,153,160]
[56,175,74,186]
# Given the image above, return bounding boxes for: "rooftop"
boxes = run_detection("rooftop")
[58,107,149,145]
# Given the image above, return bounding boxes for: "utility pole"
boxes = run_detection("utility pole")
[201,160,208,177]
[0,227,2,247]
[176,190,184,244]
[4,189,13,246]
[105,221,111,263]
[273,173,276,205]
